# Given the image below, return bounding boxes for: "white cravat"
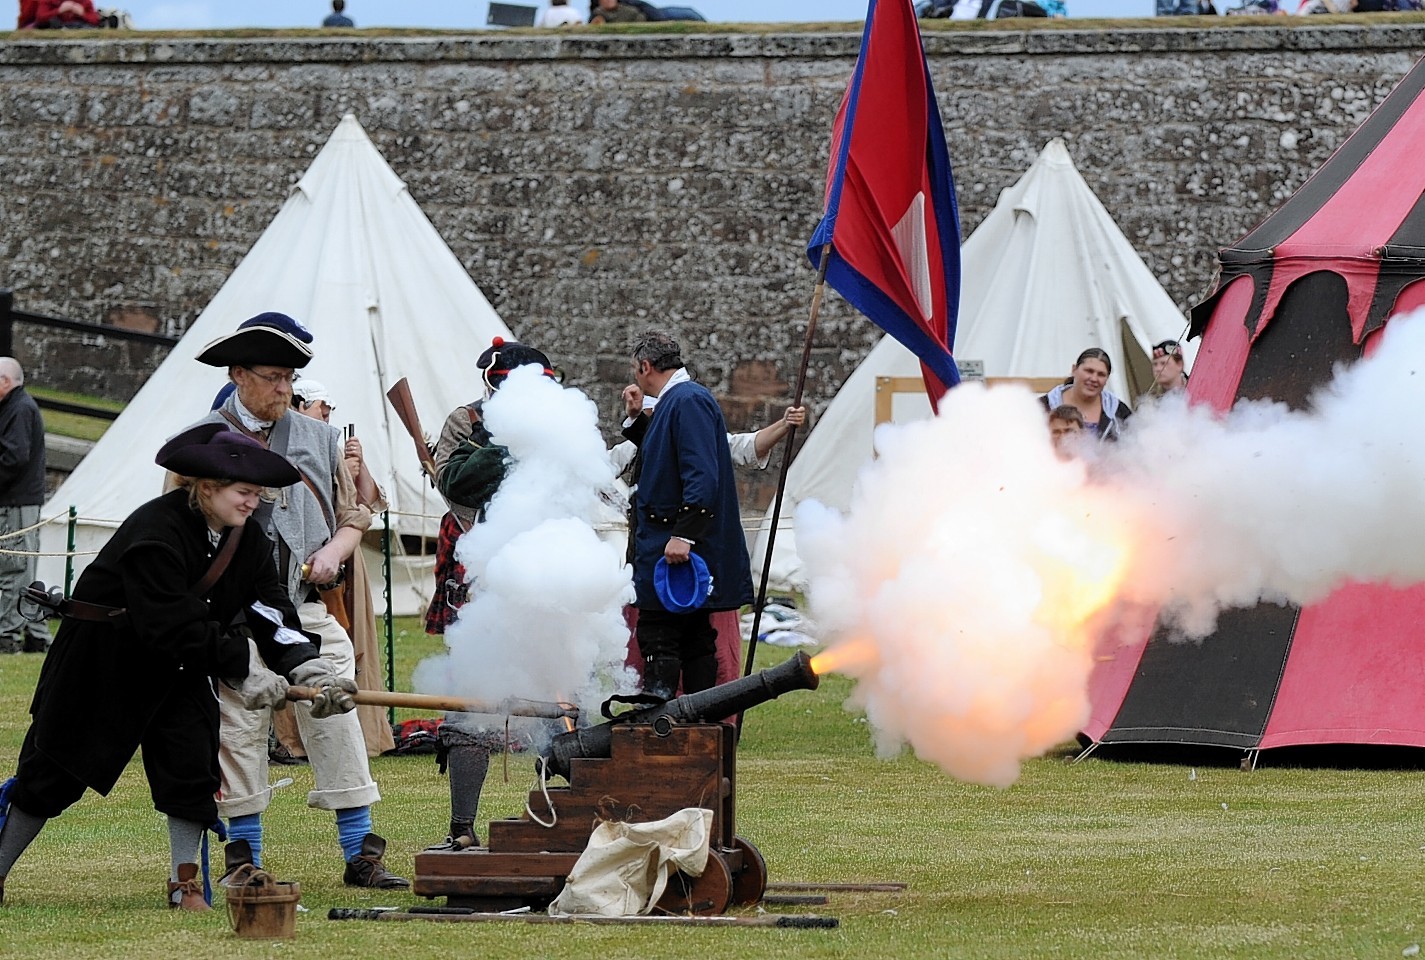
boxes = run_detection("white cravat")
[233,395,274,433]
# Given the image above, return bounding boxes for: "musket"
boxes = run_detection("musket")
[286,685,578,720]
[386,377,439,484]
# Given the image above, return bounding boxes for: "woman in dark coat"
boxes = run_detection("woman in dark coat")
[0,423,324,910]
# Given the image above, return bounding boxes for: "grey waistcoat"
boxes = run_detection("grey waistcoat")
[203,402,342,607]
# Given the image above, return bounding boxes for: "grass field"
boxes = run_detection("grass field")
[1,620,1423,959]
[30,386,121,443]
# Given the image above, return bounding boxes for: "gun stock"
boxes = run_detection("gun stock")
[386,378,439,482]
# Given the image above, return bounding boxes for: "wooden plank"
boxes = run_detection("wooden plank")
[328,909,839,928]
[766,881,908,892]
[414,851,579,877]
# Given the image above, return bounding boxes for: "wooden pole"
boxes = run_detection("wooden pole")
[286,686,577,720]
[737,242,831,737]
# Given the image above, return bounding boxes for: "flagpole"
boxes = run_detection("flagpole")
[736,241,832,738]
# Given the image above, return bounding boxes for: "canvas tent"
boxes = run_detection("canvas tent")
[39,114,513,616]
[1082,56,1425,762]
[751,139,1192,587]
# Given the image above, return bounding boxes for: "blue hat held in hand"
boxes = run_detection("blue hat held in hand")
[653,554,712,614]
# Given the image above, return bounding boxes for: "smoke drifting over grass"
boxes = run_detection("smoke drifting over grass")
[799,310,1425,787]
[413,366,636,725]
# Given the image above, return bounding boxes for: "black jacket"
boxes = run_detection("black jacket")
[28,489,319,795]
[0,386,45,506]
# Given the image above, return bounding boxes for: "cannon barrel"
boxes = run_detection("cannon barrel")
[544,650,819,779]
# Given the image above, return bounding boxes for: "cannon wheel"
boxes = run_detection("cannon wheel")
[656,851,733,916]
[729,836,768,906]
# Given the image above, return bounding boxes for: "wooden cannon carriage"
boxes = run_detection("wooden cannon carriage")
[413,651,820,914]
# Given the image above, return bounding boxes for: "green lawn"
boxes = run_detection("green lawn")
[30,386,122,443]
[0,619,1423,959]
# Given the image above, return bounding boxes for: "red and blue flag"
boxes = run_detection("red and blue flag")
[810,0,961,406]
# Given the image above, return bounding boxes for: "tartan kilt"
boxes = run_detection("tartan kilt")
[424,512,470,635]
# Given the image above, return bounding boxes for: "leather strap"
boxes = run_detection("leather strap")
[54,597,130,624]
[192,524,244,596]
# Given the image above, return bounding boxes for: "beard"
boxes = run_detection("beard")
[237,386,291,424]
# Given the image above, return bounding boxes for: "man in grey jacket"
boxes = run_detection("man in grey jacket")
[189,313,407,889]
[0,358,51,655]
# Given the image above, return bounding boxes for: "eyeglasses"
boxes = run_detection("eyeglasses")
[242,367,297,386]
[1152,342,1181,359]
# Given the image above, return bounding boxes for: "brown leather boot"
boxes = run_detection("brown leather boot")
[341,833,410,888]
[218,839,255,887]
[167,863,210,911]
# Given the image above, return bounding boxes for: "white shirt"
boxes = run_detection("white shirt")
[537,5,586,26]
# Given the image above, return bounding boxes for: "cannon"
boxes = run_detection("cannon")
[543,648,820,779]
[413,651,821,915]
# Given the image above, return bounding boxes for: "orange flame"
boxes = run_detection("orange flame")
[811,636,878,677]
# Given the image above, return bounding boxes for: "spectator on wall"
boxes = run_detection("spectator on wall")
[538,0,587,26]
[33,0,100,27]
[322,0,354,27]
[590,0,647,24]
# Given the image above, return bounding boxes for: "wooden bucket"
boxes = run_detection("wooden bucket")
[226,865,301,939]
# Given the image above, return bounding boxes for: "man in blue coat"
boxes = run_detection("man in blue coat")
[628,331,753,700]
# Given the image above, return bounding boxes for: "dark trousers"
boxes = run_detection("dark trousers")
[636,607,720,696]
[635,607,718,663]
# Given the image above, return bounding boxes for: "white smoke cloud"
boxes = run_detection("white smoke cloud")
[799,308,1425,787]
[412,366,637,729]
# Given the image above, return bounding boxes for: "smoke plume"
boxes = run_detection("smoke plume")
[412,366,636,729]
[799,309,1425,787]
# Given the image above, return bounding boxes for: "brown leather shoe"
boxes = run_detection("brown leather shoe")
[167,863,210,911]
[342,833,410,889]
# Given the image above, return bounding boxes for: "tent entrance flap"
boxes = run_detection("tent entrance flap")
[1236,270,1359,409]
[1098,603,1300,750]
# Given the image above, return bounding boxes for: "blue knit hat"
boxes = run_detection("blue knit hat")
[653,554,712,614]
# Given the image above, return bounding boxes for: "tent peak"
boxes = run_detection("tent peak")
[331,113,372,143]
[1038,138,1073,167]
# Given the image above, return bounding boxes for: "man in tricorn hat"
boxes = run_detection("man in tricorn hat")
[188,312,407,889]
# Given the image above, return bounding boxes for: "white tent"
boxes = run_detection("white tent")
[751,139,1193,588]
[40,114,513,615]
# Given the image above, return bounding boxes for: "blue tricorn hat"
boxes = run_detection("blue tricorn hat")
[653,553,712,614]
[195,312,314,369]
[156,423,300,487]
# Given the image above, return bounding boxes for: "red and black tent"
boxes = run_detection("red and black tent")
[1082,56,1425,763]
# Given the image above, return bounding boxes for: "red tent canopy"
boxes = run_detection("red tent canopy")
[1084,55,1425,763]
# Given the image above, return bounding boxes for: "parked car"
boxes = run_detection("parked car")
[917,0,1049,16]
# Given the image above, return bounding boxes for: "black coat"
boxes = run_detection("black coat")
[28,489,319,795]
[0,386,45,505]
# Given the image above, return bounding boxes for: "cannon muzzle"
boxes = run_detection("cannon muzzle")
[543,650,819,779]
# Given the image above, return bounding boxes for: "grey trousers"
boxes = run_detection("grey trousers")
[0,504,50,653]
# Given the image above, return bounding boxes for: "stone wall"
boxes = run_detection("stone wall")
[1,23,1422,507]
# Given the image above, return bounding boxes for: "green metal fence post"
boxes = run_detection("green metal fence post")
[64,505,76,594]
[383,510,395,726]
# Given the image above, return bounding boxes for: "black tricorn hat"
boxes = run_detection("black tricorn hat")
[156,423,301,487]
[476,336,556,391]
[195,312,314,369]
